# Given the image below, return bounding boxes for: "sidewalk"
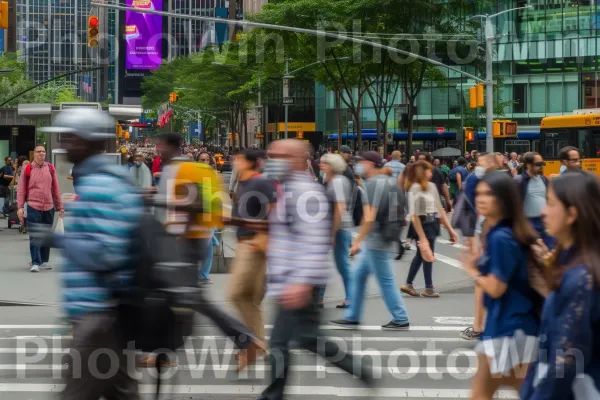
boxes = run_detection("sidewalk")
[0,227,472,307]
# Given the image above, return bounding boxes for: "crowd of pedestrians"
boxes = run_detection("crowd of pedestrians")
[2,106,598,400]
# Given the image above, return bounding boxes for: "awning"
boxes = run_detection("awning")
[109,104,142,121]
[17,104,52,120]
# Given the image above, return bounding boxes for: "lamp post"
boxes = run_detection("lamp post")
[470,5,532,152]
[282,58,292,139]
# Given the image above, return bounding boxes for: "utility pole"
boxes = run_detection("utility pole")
[484,16,494,154]
[283,58,292,139]
[197,111,201,145]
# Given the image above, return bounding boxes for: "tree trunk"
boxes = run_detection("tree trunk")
[406,100,415,158]
[382,120,388,157]
[243,106,248,148]
[228,0,237,41]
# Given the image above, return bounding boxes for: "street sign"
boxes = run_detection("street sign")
[436,127,444,134]
[283,97,295,105]
[255,133,265,139]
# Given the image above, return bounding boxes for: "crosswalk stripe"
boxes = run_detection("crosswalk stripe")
[2,335,468,343]
[0,348,478,357]
[436,239,468,250]
[432,253,463,269]
[0,383,519,398]
[0,324,467,331]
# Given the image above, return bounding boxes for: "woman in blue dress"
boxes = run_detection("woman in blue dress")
[521,171,600,400]
[461,171,540,398]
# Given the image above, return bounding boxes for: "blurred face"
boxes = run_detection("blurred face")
[410,156,415,163]
[475,181,500,219]
[433,159,440,167]
[320,162,332,176]
[34,146,46,164]
[542,187,577,241]
[425,168,433,180]
[418,155,426,162]
[234,155,253,172]
[5,158,11,165]
[510,152,517,160]
[528,154,545,176]
[198,154,210,164]
[565,150,581,170]
[342,152,351,161]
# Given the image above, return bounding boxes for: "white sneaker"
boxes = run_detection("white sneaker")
[30,265,40,273]
[40,263,52,270]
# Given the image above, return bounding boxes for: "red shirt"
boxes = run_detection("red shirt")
[17,162,63,212]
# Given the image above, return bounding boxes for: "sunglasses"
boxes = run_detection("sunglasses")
[534,161,546,167]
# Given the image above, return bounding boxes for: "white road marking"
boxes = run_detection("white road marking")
[0,348,477,357]
[436,239,468,250]
[0,384,520,398]
[2,335,467,343]
[433,253,464,270]
[434,317,474,325]
[0,325,466,331]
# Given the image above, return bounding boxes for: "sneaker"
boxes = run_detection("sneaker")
[382,321,410,330]
[330,319,360,327]
[400,284,419,297]
[198,278,212,285]
[460,326,483,340]
[40,263,52,270]
[421,288,440,298]
[30,265,40,273]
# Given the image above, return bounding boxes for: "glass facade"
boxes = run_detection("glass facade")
[16,0,114,102]
[169,0,226,58]
[317,0,600,134]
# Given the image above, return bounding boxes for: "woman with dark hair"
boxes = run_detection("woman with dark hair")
[401,161,457,298]
[521,172,600,400]
[462,171,540,399]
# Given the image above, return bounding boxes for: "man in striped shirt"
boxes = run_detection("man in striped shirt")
[31,109,141,399]
[258,139,373,400]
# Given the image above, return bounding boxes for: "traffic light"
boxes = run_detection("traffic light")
[492,120,518,138]
[469,84,485,109]
[87,16,99,47]
[463,127,474,142]
[169,92,179,103]
[0,2,8,30]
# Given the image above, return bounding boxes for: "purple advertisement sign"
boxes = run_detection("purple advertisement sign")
[125,0,162,70]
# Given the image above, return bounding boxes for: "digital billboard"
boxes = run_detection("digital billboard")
[125,0,162,70]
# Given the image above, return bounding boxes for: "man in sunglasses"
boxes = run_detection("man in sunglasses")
[558,146,582,175]
[514,152,554,247]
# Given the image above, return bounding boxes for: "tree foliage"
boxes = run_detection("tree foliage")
[0,53,80,107]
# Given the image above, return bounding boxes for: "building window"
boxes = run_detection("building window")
[513,83,527,113]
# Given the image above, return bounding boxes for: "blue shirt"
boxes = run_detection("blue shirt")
[479,222,539,339]
[386,160,405,179]
[56,155,143,319]
[521,249,600,400]
[463,173,479,209]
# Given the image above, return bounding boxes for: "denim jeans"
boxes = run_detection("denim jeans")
[407,222,438,288]
[2,196,9,214]
[344,246,409,324]
[199,230,217,280]
[320,229,352,301]
[27,205,54,266]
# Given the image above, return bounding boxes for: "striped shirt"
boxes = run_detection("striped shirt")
[266,172,332,297]
[57,155,143,320]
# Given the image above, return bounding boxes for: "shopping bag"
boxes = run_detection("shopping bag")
[54,218,64,233]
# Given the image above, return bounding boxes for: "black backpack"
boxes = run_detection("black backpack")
[350,183,364,227]
[377,177,406,241]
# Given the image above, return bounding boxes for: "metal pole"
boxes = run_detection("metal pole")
[485,16,494,153]
[284,58,289,139]
[257,74,262,147]
[198,111,201,145]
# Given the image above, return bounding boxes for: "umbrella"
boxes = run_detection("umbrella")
[432,147,462,158]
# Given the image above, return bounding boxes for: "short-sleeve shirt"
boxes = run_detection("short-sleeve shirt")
[326,175,353,231]
[362,174,395,252]
[479,223,539,339]
[430,167,445,196]
[407,182,442,219]
[233,175,276,239]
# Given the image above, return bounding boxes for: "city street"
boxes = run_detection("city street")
[0,196,512,399]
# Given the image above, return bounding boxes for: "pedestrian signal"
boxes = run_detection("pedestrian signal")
[0,2,8,30]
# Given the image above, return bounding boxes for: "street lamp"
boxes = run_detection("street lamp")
[470,5,533,152]
[282,56,351,139]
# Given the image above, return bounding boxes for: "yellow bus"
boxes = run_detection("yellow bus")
[539,111,600,177]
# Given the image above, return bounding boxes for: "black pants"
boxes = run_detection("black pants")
[260,288,373,400]
[185,238,255,349]
[62,312,139,400]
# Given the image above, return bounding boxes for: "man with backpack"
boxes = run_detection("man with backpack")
[332,151,410,330]
[29,109,141,399]
[448,156,468,205]
[17,146,63,273]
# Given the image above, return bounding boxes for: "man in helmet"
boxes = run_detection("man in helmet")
[30,108,142,399]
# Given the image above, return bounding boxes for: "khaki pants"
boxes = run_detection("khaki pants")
[228,241,266,341]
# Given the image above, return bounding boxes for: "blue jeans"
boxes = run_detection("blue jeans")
[27,205,54,266]
[199,230,217,280]
[344,246,409,324]
[529,217,556,249]
[2,195,9,214]
[320,230,352,302]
